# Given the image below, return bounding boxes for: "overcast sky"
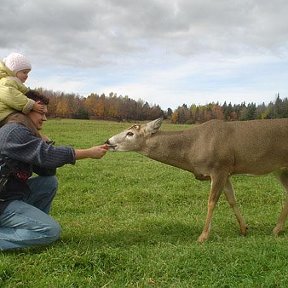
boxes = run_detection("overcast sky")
[1,0,288,110]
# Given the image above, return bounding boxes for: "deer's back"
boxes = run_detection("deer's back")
[187,119,288,175]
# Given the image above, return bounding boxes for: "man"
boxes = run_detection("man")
[0,90,108,250]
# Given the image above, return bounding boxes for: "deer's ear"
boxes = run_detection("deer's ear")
[144,118,163,134]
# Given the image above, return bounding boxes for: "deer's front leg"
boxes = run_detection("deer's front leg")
[197,172,228,243]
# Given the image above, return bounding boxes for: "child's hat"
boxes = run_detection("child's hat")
[3,52,32,73]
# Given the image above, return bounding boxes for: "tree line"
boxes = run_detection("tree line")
[171,93,288,123]
[39,89,163,121]
[37,88,288,123]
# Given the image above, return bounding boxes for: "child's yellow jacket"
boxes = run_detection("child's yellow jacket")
[0,61,35,122]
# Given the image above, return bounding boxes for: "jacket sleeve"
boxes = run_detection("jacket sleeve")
[1,124,76,169]
[0,78,35,114]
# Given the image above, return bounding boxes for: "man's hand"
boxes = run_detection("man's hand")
[75,144,109,160]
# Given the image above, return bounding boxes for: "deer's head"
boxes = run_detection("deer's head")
[105,118,163,151]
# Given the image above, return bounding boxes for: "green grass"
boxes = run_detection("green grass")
[1,119,288,287]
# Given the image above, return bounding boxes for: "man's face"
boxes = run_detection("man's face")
[28,105,48,130]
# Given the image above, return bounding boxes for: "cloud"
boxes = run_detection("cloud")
[2,0,288,62]
[1,0,288,110]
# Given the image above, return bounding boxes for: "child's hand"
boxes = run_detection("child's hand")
[33,101,44,113]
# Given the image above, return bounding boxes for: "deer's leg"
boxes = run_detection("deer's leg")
[223,178,248,236]
[273,170,288,235]
[197,172,228,243]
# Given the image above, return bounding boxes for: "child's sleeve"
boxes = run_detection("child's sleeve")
[0,80,35,113]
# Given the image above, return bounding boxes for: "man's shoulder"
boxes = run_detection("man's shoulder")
[0,122,31,136]
[0,123,29,150]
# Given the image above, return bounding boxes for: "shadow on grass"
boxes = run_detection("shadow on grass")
[62,220,204,248]
[60,218,288,248]
[3,221,286,254]
[0,243,60,255]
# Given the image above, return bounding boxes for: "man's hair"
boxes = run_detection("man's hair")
[25,90,49,105]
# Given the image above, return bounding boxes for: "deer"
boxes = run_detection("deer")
[105,117,288,242]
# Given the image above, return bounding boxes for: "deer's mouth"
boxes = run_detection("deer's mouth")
[105,142,117,151]
[105,139,118,151]
[109,144,117,150]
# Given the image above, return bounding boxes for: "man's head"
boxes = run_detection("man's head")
[3,52,31,83]
[26,90,49,130]
[26,90,49,105]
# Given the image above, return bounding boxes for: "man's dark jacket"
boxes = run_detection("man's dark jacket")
[0,122,76,213]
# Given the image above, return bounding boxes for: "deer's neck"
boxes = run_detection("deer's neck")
[140,131,192,170]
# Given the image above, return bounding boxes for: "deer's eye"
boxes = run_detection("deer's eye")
[126,132,134,137]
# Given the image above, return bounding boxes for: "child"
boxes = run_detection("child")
[0,52,44,126]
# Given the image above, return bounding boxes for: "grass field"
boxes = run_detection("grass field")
[1,119,288,287]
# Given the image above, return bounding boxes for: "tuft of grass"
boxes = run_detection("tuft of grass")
[1,119,288,287]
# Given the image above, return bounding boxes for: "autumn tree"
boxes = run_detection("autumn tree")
[35,88,288,123]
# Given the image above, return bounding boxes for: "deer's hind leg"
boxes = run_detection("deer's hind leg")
[273,170,288,236]
[223,178,248,236]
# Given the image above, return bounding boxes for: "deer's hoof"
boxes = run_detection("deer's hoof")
[197,232,209,243]
[240,225,248,236]
[273,225,283,236]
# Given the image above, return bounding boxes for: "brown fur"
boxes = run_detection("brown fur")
[106,118,288,242]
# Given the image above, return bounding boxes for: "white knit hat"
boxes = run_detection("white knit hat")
[3,52,32,73]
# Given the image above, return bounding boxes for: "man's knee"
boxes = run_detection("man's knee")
[44,220,61,244]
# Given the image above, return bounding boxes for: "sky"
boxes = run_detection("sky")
[1,0,288,110]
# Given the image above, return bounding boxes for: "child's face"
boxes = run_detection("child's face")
[16,69,31,83]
